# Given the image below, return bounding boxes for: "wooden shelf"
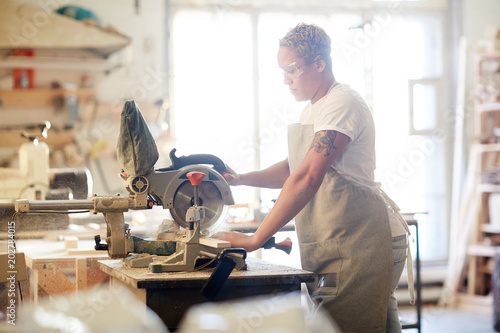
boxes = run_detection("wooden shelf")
[0,56,122,72]
[475,102,500,113]
[0,128,74,148]
[479,143,500,152]
[476,52,500,61]
[464,51,500,299]
[0,88,96,108]
[467,244,500,257]
[482,224,500,234]
[478,184,500,193]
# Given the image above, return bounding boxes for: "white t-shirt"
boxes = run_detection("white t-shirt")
[299,83,406,237]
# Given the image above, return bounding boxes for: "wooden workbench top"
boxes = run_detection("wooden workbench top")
[98,257,314,289]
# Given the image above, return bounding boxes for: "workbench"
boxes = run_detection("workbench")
[98,257,315,331]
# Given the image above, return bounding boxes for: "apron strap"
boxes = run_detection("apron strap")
[380,189,415,305]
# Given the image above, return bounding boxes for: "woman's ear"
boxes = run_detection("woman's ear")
[315,57,326,73]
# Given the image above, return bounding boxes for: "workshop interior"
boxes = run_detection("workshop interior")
[0,0,499,332]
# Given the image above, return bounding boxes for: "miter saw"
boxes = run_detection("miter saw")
[108,147,248,274]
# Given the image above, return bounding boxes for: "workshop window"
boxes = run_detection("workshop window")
[172,10,254,203]
[171,4,450,263]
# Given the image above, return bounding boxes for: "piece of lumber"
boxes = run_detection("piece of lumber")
[198,237,231,249]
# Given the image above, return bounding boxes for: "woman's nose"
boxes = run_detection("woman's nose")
[283,75,292,85]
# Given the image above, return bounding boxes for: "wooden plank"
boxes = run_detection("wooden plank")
[76,258,87,293]
[199,237,231,248]
[36,268,75,296]
[32,269,49,304]
[442,36,470,306]
[467,254,478,295]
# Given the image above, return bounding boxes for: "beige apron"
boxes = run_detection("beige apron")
[288,123,393,333]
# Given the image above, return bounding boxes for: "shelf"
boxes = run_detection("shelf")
[475,102,500,113]
[0,56,122,72]
[482,224,500,234]
[0,2,130,58]
[467,244,500,257]
[479,143,500,152]
[478,184,500,193]
[0,127,73,148]
[0,88,96,108]
[475,52,500,61]
[464,51,500,300]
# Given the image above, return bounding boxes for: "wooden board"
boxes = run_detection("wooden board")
[199,237,231,248]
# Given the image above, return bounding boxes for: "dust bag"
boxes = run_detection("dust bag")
[117,100,159,176]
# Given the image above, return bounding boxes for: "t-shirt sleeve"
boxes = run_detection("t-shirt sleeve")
[313,91,360,141]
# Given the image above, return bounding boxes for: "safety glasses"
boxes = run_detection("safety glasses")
[279,58,323,80]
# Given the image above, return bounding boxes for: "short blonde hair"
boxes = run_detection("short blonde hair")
[279,23,332,70]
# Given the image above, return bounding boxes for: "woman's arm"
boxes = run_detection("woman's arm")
[224,158,290,189]
[217,130,351,251]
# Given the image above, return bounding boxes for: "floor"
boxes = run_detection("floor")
[399,304,496,333]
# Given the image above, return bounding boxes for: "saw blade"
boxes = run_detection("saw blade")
[170,180,226,233]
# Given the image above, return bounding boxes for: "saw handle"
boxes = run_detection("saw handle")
[165,148,228,175]
[261,237,293,255]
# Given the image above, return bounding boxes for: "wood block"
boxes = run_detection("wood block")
[76,258,87,293]
[199,237,231,248]
[64,236,78,250]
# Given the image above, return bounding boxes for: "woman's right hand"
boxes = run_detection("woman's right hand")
[212,231,260,252]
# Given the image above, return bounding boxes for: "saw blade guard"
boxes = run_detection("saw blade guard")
[163,165,234,236]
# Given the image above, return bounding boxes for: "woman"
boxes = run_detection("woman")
[216,23,408,332]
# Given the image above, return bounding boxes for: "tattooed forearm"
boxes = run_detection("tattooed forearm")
[309,130,338,157]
